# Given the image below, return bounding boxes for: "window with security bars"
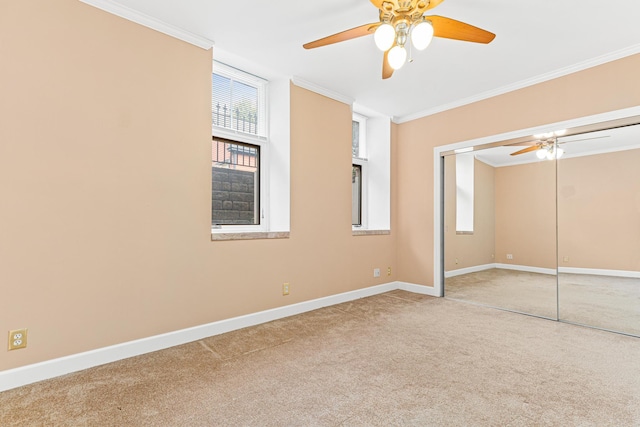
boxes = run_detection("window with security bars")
[212,138,260,226]
[212,62,267,138]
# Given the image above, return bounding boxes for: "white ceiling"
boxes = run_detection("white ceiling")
[95,0,640,121]
[474,124,640,167]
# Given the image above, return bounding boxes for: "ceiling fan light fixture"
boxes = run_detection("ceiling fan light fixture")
[556,147,564,158]
[388,45,407,70]
[536,148,547,159]
[374,23,395,51]
[411,20,434,51]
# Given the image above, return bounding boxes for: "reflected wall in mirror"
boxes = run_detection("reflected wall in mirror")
[444,147,558,319]
[557,125,640,336]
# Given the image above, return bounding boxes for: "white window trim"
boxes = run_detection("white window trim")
[352,107,391,232]
[210,57,291,238]
[212,61,268,139]
[211,132,270,233]
[211,62,269,234]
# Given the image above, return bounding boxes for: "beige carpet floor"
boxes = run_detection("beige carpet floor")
[1,290,640,426]
[445,268,640,336]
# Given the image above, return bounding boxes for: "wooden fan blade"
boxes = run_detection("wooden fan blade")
[428,15,496,44]
[303,23,379,49]
[510,145,540,156]
[382,48,394,79]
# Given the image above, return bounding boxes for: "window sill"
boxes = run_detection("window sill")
[352,229,391,237]
[211,231,290,241]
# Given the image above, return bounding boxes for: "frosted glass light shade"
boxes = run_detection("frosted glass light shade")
[412,21,434,50]
[536,149,547,159]
[556,148,564,158]
[374,24,395,51]
[388,45,407,70]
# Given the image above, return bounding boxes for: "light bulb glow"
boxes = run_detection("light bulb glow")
[554,129,567,136]
[411,21,434,51]
[556,147,564,158]
[374,24,395,51]
[388,45,407,70]
[536,149,547,159]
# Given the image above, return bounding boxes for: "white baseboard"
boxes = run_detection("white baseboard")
[558,267,640,279]
[1,281,433,392]
[444,263,495,278]
[494,263,557,275]
[397,281,440,296]
[445,263,557,277]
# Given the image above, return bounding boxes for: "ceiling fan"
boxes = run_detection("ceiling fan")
[510,132,611,160]
[303,0,496,79]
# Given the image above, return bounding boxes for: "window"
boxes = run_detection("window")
[352,113,368,227]
[212,62,267,138]
[212,62,268,231]
[352,164,362,226]
[212,138,260,226]
[455,153,474,233]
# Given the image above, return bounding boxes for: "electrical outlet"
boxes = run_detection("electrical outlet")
[387,267,392,276]
[373,268,381,278]
[506,254,513,260]
[282,282,290,296]
[455,258,459,264]
[8,329,28,351]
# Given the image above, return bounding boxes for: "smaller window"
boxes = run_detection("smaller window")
[352,113,367,159]
[212,138,260,227]
[212,62,267,138]
[455,153,474,234]
[352,164,362,226]
[352,113,368,228]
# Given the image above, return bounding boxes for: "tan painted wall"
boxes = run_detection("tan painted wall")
[0,1,396,371]
[494,161,556,268]
[396,54,640,286]
[558,148,640,271]
[444,158,495,271]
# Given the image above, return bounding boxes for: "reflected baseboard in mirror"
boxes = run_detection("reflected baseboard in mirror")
[442,116,640,338]
[445,268,558,320]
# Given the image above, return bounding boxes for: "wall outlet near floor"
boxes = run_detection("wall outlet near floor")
[8,329,28,351]
[387,267,392,276]
[506,254,513,260]
[563,256,570,262]
[282,283,290,296]
[373,268,381,278]
[455,258,459,264]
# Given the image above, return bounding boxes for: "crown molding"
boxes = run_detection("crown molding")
[79,0,214,50]
[291,77,355,106]
[396,43,640,124]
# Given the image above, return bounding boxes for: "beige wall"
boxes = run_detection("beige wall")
[558,148,640,271]
[494,161,556,269]
[3,0,640,374]
[0,1,396,371]
[444,158,495,271]
[396,54,640,286]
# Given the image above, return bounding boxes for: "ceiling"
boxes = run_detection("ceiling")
[92,0,640,121]
[474,123,640,167]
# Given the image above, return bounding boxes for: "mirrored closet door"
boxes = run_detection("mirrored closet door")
[443,119,640,337]
[443,145,558,320]
[557,124,640,336]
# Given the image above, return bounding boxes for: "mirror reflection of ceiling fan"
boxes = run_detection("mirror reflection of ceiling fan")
[303,0,496,79]
[510,131,611,160]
